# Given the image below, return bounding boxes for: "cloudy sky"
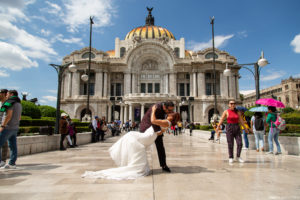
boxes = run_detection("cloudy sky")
[0,0,299,106]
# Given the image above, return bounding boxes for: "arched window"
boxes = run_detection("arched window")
[120,47,126,57]
[205,52,218,59]
[82,52,95,59]
[208,108,219,123]
[174,47,180,58]
[81,108,92,120]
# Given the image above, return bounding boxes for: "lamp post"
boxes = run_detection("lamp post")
[224,51,269,101]
[210,16,218,116]
[49,62,76,134]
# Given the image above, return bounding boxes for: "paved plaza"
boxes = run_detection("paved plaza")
[1,132,300,200]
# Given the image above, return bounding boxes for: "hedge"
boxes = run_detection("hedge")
[21,101,41,119]
[20,119,89,127]
[18,126,90,134]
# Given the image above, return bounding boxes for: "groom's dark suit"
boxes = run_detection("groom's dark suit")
[140,103,166,167]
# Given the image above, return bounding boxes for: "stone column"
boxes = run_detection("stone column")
[141,103,145,121]
[129,103,133,121]
[169,73,177,95]
[165,74,169,94]
[107,73,111,98]
[190,73,193,96]
[220,72,225,97]
[67,73,72,97]
[193,72,197,97]
[132,73,136,93]
[197,72,205,97]
[120,104,124,124]
[124,73,131,95]
[103,72,108,97]
[95,70,103,97]
[72,72,80,97]
[108,104,112,122]
[177,105,180,113]
[124,104,128,122]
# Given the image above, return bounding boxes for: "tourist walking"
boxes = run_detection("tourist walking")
[59,113,69,150]
[189,122,195,136]
[0,90,22,169]
[0,89,9,167]
[251,112,265,152]
[217,100,249,163]
[99,116,107,141]
[67,117,77,147]
[266,106,282,155]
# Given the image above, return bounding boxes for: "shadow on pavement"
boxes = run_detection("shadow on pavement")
[152,166,214,175]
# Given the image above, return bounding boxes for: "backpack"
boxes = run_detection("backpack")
[254,116,264,131]
[273,114,286,131]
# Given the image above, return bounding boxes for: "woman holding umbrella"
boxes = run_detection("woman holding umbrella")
[217,100,249,163]
[255,98,284,155]
[266,106,282,155]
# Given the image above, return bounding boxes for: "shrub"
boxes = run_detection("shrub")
[21,116,32,120]
[39,105,57,117]
[282,107,295,113]
[76,127,90,133]
[18,126,40,134]
[21,100,41,119]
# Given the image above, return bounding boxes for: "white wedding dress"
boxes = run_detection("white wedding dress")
[82,125,166,180]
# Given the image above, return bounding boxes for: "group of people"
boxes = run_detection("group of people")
[59,113,78,150]
[91,116,107,142]
[0,89,22,169]
[215,100,282,163]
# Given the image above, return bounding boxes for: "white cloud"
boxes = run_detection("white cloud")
[261,70,286,81]
[47,90,57,94]
[240,90,255,95]
[51,34,84,46]
[42,96,57,102]
[187,34,234,51]
[0,42,38,70]
[41,29,51,36]
[294,73,300,78]
[0,4,57,70]
[0,70,10,77]
[0,0,24,9]
[291,34,300,53]
[63,0,117,32]
[237,31,248,38]
[39,99,47,104]
[45,1,62,15]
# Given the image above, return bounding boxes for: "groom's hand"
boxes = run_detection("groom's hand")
[152,105,157,113]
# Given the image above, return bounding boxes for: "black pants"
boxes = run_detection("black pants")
[155,135,166,167]
[98,130,105,141]
[91,129,96,142]
[71,134,77,145]
[60,134,67,149]
[226,123,243,158]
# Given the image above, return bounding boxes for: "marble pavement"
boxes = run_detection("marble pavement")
[0,131,300,200]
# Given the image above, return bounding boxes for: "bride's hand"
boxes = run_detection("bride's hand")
[156,130,164,136]
[152,105,157,113]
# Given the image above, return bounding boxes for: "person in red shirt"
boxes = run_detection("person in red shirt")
[217,100,249,164]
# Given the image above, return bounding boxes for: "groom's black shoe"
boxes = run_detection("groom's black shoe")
[162,166,171,173]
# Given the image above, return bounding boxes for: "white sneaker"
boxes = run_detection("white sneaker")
[229,158,234,163]
[0,161,6,167]
[242,147,249,150]
[3,164,16,169]
[237,157,244,163]
[266,152,273,155]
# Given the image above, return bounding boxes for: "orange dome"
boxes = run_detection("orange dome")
[125,25,175,40]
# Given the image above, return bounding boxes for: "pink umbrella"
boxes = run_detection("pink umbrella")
[255,98,285,108]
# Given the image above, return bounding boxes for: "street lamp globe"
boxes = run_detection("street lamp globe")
[223,68,231,77]
[68,63,77,72]
[81,74,89,82]
[258,57,268,67]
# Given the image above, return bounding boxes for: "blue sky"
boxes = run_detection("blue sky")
[0,0,300,107]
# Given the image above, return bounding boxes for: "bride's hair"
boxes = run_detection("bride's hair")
[168,112,181,126]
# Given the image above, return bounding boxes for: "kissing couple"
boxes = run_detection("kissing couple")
[82,101,180,180]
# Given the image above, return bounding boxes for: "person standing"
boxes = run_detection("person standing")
[240,111,250,150]
[59,113,69,150]
[251,112,266,152]
[91,116,99,142]
[217,100,249,163]
[0,90,22,169]
[139,101,175,173]
[266,106,282,155]
[189,121,195,136]
[0,89,9,167]
[99,116,107,141]
[67,117,77,147]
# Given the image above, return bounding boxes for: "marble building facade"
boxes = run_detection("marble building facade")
[60,11,241,124]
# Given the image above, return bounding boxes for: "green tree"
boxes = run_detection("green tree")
[39,105,56,117]
[21,100,41,119]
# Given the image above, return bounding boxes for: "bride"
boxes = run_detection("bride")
[82,106,180,180]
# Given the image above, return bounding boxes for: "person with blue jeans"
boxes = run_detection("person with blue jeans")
[240,111,250,150]
[0,90,22,169]
[266,106,281,155]
[250,112,266,152]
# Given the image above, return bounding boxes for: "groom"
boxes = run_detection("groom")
[140,101,174,173]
